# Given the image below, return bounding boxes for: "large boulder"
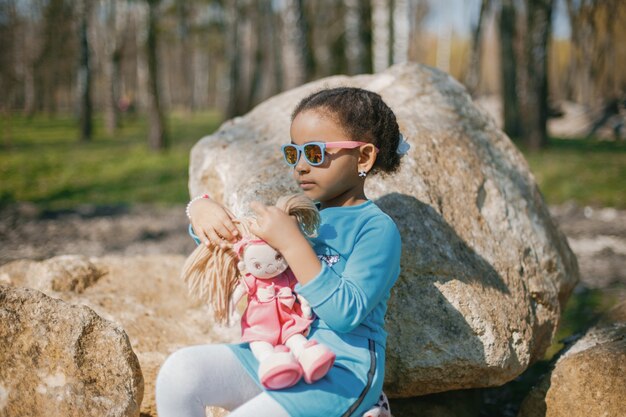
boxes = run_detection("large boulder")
[188,62,579,396]
[0,285,143,417]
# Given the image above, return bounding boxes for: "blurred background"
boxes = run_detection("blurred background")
[0,1,624,413]
[0,0,624,208]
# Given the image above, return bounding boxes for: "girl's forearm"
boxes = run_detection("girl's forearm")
[280,236,321,285]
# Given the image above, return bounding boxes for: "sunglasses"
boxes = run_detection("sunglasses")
[281,141,377,167]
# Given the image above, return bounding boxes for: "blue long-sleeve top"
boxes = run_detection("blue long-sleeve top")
[189,200,401,348]
[296,200,401,348]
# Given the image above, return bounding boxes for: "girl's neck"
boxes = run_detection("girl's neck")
[319,189,368,210]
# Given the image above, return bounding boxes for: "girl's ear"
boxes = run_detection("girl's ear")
[358,143,378,174]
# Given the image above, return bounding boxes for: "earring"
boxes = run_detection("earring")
[358,170,367,178]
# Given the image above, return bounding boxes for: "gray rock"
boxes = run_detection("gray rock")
[189,62,579,396]
[0,285,143,417]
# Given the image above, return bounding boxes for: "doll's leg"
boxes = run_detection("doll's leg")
[156,344,261,417]
[250,340,302,390]
[286,333,336,384]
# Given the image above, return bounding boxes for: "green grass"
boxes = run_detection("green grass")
[543,286,621,360]
[521,137,626,209]
[1,113,624,210]
[0,111,222,210]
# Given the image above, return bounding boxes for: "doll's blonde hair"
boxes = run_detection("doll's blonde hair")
[180,194,320,324]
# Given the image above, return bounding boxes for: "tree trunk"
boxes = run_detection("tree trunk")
[104,0,121,134]
[294,0,315,82]
[465,0,490,95]
[146,0,167,150]
[176,0,194,111]
[372,0,389,73]
[499,0,522,139]
[358,0,373,73]
[388,0,395,67]
[522,0,553,150]
[78,0,93,142]
[248,0,270,107]
[271,3,284,92]
[392,0,410,65]
[225,0,242,118]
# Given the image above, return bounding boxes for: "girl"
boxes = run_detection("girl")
[156,87,406,417]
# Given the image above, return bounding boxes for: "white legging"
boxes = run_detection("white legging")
[156,344,290,417]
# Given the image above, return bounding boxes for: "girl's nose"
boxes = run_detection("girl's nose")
[294,154,310,173]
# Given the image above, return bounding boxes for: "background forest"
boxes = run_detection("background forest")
[0,0,624,208]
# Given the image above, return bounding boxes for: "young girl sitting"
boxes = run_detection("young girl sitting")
[156,86,406,417]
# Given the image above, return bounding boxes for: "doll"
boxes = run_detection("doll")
[180,194,336,390]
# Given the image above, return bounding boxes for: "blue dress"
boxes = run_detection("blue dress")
[191,200,401,416]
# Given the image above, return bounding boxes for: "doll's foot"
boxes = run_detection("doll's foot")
[362,392,391,417]
[298,340,336,384]
[258,345,303,390]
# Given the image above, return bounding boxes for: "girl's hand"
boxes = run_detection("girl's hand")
[188,198,239,247]
[248,201,304,252]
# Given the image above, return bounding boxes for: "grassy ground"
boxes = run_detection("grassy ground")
[522,137,626,209]
[0,111,221,210]
[1,112,624,210]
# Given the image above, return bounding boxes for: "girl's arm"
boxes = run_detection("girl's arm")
[188,197,240,246]
[295,216,401,333]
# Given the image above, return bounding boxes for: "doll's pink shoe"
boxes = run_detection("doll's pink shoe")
[298,340,336,384]
[258,345,303,390]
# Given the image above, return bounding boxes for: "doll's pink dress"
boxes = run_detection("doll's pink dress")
[240,269,313,345]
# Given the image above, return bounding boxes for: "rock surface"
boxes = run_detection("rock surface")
[0,255,237,417]
[0,285,143,417]
[0,254,107,293]
[517,305,626,417]
[188,62,580,396]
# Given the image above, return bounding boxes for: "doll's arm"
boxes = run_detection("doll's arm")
[228,280,246,326]
[297,294,312,319]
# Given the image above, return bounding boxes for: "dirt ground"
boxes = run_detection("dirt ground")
[1,201,624,294]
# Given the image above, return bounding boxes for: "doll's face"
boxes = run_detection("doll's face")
[240,243,288,279]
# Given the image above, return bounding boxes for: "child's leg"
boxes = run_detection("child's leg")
[229,392,290,417]
[156,344,262,417]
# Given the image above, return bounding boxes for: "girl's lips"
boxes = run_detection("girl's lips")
[299,181,315,190]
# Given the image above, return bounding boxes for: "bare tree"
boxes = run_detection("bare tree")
[0,0,17,111]
[293,0,316,82]
[145,0,168,150]
[270,1,284,92]
[225,0,242,118]
[372,0,390,73]
[77,0,93,142]
[465,0,491,95]
[499,0,522,138]
[101,0,125,134]
[521,0,554,150]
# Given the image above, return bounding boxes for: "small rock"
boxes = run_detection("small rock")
[0,285,143,417]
